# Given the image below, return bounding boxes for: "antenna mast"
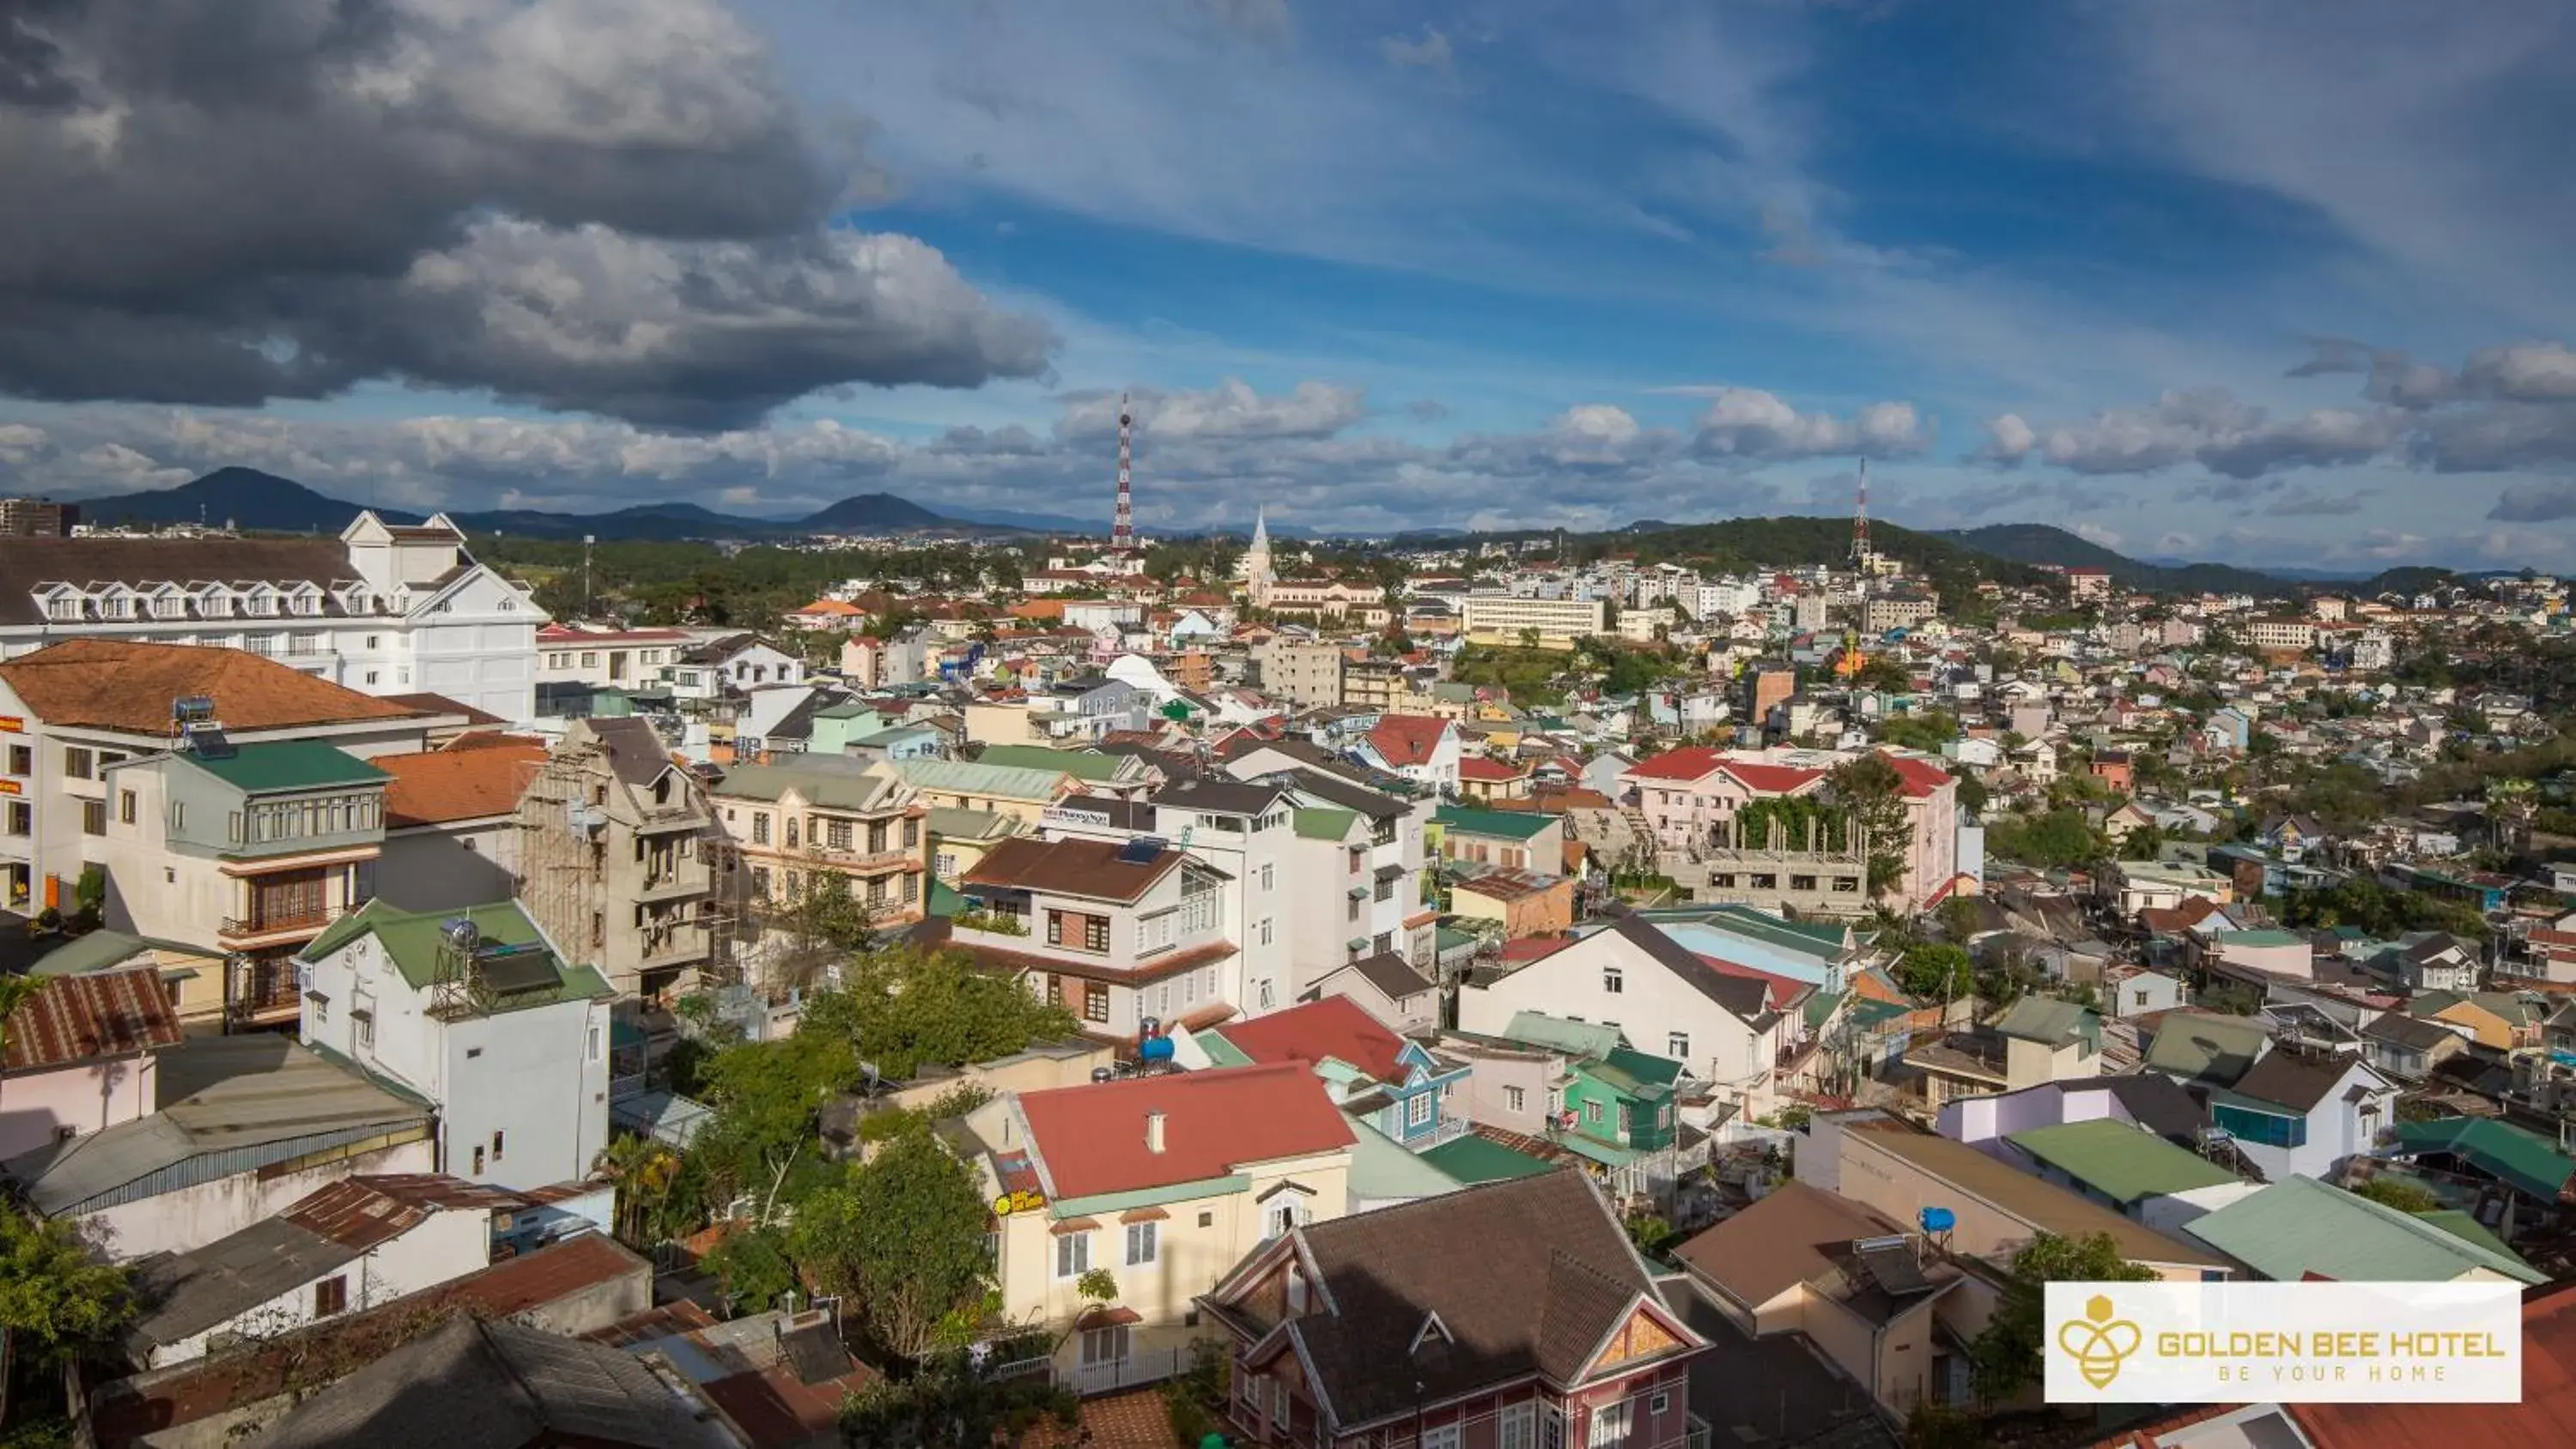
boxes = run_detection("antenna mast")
[1112,392,1136,556]
[1851,459,1870,563]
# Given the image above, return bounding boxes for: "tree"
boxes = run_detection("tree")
[1968,1233,2154,1404]
[838,1357,1078,1449]
[0,1211,135,1424]
[1826,755,1911,898]
[592,1136,683,1246]
[0,977,47,1143]
[1895,943,1973,1002]
[790,1124,999,1362]
[688,1028,862,1219]
[2353,1176,2441,1214]
[799,948,1080,1082]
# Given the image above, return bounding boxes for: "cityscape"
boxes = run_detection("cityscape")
[2,3,2574,1449]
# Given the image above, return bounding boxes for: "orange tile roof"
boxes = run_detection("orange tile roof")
[0,640,424,733]
[1213,996,1412,1083]
[376,738,547,828]
[1018,1063,1353,1199]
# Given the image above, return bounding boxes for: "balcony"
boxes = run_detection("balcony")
[219,904,347,947]
[635,868,709,902]
[1408,1115,1470,1152]
[228,962,302,1025]
[810,843,915,874]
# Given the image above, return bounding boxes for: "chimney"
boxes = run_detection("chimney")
[1145,1110,1167,1155]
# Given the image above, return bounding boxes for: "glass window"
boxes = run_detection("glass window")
[64,747,93,779]
[1504,1085,1526,1113]
[1423,1428,1461,1449]
[1054,1232,1090,1278]
[1125,1221,1158,1266]
[1602,967,1623,994]
[1589,1399,1631,1447]
[1406,1092,1435,1127]
[1500,1404,1535,1449]
[1667,1033,1690,1062]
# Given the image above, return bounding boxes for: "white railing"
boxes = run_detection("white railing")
[1060,1344,1184,1397]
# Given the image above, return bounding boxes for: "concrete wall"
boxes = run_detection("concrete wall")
[0,1058,156,1161]
[374,820,517,912]
[73,1131,436,1263]
[144,1210,493,1368]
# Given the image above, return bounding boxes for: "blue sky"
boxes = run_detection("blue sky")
[4,0,2574,569]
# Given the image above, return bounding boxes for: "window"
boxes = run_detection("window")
[1266,1194,1306,1240]
[826,818,854,850]
[1054,1232,1091,1278]
[1585,1100,1605,1125]
[1541,1404,1565,1449]
[1422,1429,1460,1449]
[356,1011,374,1050]
[1260,863,1274,891]
[490,1131,505,1162]
[1602,966,1623,994]
[1048,911,1111,953]
[64,747,93,779]
[1589,1399,1631,1447]
[313,1276,349,1319]
[1125,1221,1158,1266]
[2212,1103,2307,1149]
[902,873,919,904]
[752,812,771,846]
[1406,1092,1435,1128]
[1649,1393,1668,1416]
[1257,979,1275,1010]
[5,745,27,776]
[1258,918,1275,947]
[1500,1404,1536,1449]
[81,800,106,836]
[1273,1378,1291,1426]
[1666,1032,1689,1062]
[1079,1325,1130,1366]
[1084,981,1109,1024]
[471,1145,486,1174]
[118,789,136,825]
[1504,1085,1526,1113]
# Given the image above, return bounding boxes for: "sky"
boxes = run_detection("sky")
[3,0,2575,570]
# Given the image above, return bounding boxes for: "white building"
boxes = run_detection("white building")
[0,513,543,723]
[297,900,613,1191]
[1457,592,1606,647]
[669,634,805,702]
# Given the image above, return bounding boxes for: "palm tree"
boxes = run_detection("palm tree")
[592,1136,681,1246]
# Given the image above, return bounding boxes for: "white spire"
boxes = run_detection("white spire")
[1249,506,1269,550]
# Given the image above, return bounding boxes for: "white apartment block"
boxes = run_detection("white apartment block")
[1458,592,1607,647]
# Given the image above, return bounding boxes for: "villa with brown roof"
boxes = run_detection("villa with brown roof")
[949,834,1244,1034]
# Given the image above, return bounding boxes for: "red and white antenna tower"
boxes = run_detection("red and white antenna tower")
[1111,391,1136,555]
[1851,458,1870,563]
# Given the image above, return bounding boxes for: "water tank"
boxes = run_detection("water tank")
[1918,1206,1956,1234]
[1139,1035,1176,1065]
[1090,1067,1115,1084]
[441,918,481,954]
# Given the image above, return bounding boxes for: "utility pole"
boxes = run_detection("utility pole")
[582,534,594,618]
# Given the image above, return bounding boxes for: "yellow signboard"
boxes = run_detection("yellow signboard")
[0,780,19,797]
[990,1188,1046,1216]
[0,716,21,733]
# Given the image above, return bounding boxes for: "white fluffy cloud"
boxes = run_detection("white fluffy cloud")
[1692,388,1930,460]
[1056,379,1368,441]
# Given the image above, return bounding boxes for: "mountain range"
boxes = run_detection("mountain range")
[64,468,2458,597]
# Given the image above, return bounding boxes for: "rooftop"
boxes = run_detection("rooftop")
[1018,1063,1354,1202]
[2002,1119,2240,1205]
[1843,1119,2229,1269]
[2391,1116,2576,1203]
[2179,1174,2546,1285]
[1431,804,1557,841]
[378,738,548,828]
[175,739,391,795]
[302,900,610,1014]
[3,967,185,1075]
[0,640,427,734]
[1206,995,1417,1084]
[964,834,1194,905]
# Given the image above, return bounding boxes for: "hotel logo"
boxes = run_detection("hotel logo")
[2044,1281,2522,1405]
[2056,1294,2143,1389]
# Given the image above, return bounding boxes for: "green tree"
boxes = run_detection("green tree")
[592,1136,683,1246]
[1968,1233,2154,1404]
[1874,712,1960,754]
[2353,1176,2441,1214]
[702,1223,798,1314]
[0,978,48,1139]
[790,1125,1000,1362]
[0,1212,135,1423]
[799,948,1079,1082]
[689,1028,861,1219]
[1826,755,1912,898]
[838,1357,1078,1449]
[1895,943,1973,1002]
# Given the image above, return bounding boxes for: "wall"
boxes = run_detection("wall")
[1461,930,1771,1119]
[75,1131,436,1263]
[374,820,517,911]
[144,1209,493,1368]
[443,1001,611,1191]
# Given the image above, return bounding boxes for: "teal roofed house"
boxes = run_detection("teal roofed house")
[1429,806,1564,874]
[2179,1175,2547,1284]
[1477,1014,1697,1208]
[2391,1116,2576,1207]
[1197,997,1477,1210]
[297,899,613,1191]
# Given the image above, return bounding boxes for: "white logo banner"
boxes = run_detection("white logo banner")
[2044,1281,2522,1404]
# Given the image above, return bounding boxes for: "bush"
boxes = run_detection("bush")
[1163,1338,1231,1446]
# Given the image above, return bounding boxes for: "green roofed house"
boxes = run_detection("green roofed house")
[1430,805,1565,874]
[2141,1010,2271,1088]
[95,739,393,1031]
[298,899,613,1191]
[2391,1116,2576,1208]
[2003,1119,2239,1217]
[2179,1174,2548,1284]
[1990,996,2103,1090]
[975,743,1154,789]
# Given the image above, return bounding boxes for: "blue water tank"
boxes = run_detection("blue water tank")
[1139,1035,1176,1064]
[1918,1206,1956,1234]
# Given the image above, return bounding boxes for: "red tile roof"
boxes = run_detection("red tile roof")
[1457,755,1529,782]
[2281,1282,2576,1448]
[1018,1063,1354,1200]
[1212,996,1411,1083]
[4,967,184,1074]
[0,640,424,734]
[376,739,546,828]
[1692,954,1807,1013]
[1874,750,1956,799]
[1365,714,1450,767]
[1717,759,1826,794]
[1622,745,1728,782]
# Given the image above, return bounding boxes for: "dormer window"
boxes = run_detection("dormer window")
[43,596,82,622]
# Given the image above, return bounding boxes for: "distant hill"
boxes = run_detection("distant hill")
[1938,523,2297,597]
[796,493,950,533]
[75,468,424,533]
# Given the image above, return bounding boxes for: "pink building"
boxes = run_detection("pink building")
[1616,747,1960,912]
[0,966,184,1161]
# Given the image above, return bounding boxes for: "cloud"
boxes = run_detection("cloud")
[1692,388,1931,460]
[1056,379,1366,441]
[1380,27,1454,76]
[0,0,1053,427]
[2488,480,2576,522]
[1982,382,2397,479]
[2262,485,2368,517]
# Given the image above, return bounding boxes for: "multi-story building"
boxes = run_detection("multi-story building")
[950,834,1242,1034]
[534,626,695,692]
[1458,592,1605,648]
[0,513,543,722]
[1616,746,1959,912]
[298,898,614,1191]
[960,1064,1356,1391]
[1038,777,1299,1017]
[0,641,449,927]
[1244,762,1439,972]
[2246,616,2319,652]
[0,497,76,537]
[100,739,392,1029]
[515,718,721,1000]
[1252,639,1345,711]
[1862,592,1940,632]
[1200,1169,1710,1449]
[374,737,547,912]
[668,634,805,703]
[709,755,930,942]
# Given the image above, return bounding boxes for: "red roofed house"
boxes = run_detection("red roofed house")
[962,1064,1357,1392]
[1455,753,1534,804]
[0,967,184,1160]
[1614,746,1960,912]
[1352,714,1461,792]
[781,597,865,631]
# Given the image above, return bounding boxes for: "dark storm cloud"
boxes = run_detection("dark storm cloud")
[0,0,1054,427]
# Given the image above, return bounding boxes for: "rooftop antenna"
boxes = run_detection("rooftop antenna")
[1851,459,1870,563]
[582,534,595,617]
[1112,393,1136,557]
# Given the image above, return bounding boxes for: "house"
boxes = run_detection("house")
[668,634,804,701]
[125,1173,605,1369]
[1431,805,1566,873]
[1199,1169,1710,1449]
[533,626,693,692]
[1936,1075,2210,1157]
[1989,997,2102,1089]
[2371,931,2482,994]
[2205,1049,2397,1182]
[1449,864,1577,939]
[2360,1012,2469,1082]
[958,1064,1357,1389]
[2177,1175,2546,1284]
[515,717,721,998]
[1460,914,1791,1120]
[1999,1118,2241,1224]
[0,968,184,1161]
[2386,1116,2576,1213]
[712,755,930,944]
[1455,753,1534,803]
[948,834,1244,1034]
[373,736,547,912]
[1672,1179,1964,1416]
[1303,953,1438,1034]
[2409,990,2542,1051]
[297,899,615,1191]
[1195,996,1475,1209]
[1615,748,1825,856]
[3,1034,435,1262]
[2102,966,2186,1020]
[1352,713,1461,791]
[2140,1010,2272,1088]
[1797,1113,2233,1280]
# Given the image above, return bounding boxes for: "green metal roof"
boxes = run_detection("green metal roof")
[1195,1034,1256,1069]
[709,760,904,811]
[1431,806,1555,841]
[1419,1135,1558,1185]
[1993,997,2098,1047]
[977,745,1133,783]
[926,878,967,919]
[1803,989,1846,1030]
[2180,1175,2547,1284]
[2003,1119,2239,1204]
[923,806,1015,842]
[2392,1116,2576,1203]
[1291,807,1361,841]
[301,900,611,1014]
[1346,1121,1470,1200]
[2142,1012,2269,1085]
[179,741,388,795]
[2211,929,2307,949]
[1501,1011,1622,1058]
[894,757,1076,802]
[2414,1209,2532,1270]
